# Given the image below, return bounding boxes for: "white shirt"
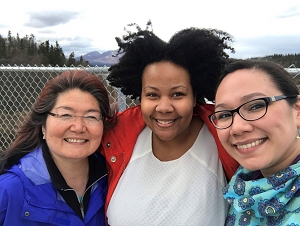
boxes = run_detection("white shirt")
[107,124,228,226]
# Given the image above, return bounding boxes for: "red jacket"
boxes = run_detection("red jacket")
[99,104,239,213]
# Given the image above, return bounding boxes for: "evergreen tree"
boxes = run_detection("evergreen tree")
[53,41,65,66]
[67,52,76,66]
[0,35,7,58]
[7,30,12,57]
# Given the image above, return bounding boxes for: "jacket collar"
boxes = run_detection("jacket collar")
[42,145,107,190]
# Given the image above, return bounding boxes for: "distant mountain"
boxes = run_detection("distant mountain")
[75,50,122,66]
[77,50,300,68]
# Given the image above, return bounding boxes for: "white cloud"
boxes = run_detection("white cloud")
[0,0,299,60]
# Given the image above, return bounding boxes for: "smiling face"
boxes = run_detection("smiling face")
[215,69,300,177]
[141,61,196,142]
[43,89,104,163]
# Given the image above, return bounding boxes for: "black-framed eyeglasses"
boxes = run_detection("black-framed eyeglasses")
[47,112,103,126]
[209,95,297,129]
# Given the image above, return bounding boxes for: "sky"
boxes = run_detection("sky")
[0,0,300,60]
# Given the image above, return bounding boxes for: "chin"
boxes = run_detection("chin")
[240,163,262,172]
[157,136,175,141]
[154,131,177,141]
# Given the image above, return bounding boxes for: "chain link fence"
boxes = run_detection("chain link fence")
[0,65,139,152]
[1,65,300,152]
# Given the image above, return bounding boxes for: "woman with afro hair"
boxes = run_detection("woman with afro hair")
[99,21,239,225]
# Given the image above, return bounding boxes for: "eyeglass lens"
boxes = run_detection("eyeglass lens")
[52,114,102,125]
[211,99,267,129]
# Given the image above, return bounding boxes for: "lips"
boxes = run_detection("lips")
[65,138,87,143]
[236,138,265,149]
[155,119,175,124]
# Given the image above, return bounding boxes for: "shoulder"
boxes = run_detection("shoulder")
[117,105,143,121]
[104,105,145,137]
[0,165,23,184]
[0,170,27,225]
[0,167,25,198]
[100,105,145,154]
[194,103,240,180]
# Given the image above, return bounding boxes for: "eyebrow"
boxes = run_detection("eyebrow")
[54,106,101,113]
[143,85,189,91]
[215,92,267,110]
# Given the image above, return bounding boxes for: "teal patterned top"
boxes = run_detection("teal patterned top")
[223,162,300,226]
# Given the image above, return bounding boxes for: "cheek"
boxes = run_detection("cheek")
[46,123,66,138]
[141,100,153,116]
[179,101,196,118]
[90,128,104,144]
[265,109,290,128]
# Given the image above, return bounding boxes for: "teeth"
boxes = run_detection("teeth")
[237,139,264,149]
[66,139,86,143]
[157,120,174,124]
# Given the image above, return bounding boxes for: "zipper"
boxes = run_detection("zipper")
[62,173,108,219]
[80,199,85,218]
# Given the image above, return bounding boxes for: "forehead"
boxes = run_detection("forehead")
[142,61,191,87]
[54,89,100,110]
[216,69,279,104]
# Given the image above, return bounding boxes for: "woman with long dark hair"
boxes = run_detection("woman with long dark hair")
[0,70,117,225]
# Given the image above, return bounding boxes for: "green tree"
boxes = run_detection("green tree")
[0,35,7,58]
[78,55,89,66]
[52,41,65,66]
[27,34,37,56]
[66,52,76,66]
[7,30,12,57]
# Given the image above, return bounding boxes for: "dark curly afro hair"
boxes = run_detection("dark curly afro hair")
[108,21,235,104]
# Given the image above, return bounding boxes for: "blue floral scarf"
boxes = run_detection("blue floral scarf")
[223,162,300,225]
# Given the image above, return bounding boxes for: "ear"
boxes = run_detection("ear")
[42,125,46,135]
[294,95,300,128]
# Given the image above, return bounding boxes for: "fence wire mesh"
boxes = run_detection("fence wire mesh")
[0,65,139,152]
[1,65,299,152]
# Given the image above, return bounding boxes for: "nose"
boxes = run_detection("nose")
[229,112,252,135]
[155,97,174,113]
[70,116,87,132]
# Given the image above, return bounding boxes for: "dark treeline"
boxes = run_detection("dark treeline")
[251,53,300,68]
[0,31,89,66]
[1,31,300,68]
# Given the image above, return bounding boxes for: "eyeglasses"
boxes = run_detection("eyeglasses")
[47,112,103,126]
[209,95,297,129]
